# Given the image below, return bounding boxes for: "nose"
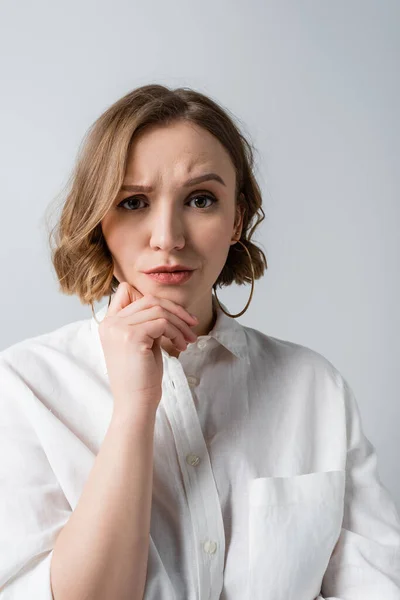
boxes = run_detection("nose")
[149,202,186,251]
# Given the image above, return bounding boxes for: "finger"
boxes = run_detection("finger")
[141,318,191,351]
[125,306,198,343]
[106,282,144,318]
[119,294,198,326]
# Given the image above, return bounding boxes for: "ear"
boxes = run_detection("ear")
[231,193,246,244]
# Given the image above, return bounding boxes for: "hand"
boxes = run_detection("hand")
[98,282,199,414]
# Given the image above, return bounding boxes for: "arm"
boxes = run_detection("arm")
[318,375,400,599]
[50,405,156,600]
[0,355,157,600]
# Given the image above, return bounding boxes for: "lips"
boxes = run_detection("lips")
[145,270,194,284]
[144,265,193,274]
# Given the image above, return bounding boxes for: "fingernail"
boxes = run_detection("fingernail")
[190,314,198,321]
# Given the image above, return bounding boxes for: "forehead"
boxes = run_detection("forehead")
[125,121,235,183]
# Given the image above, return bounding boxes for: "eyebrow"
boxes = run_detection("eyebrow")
[120,172,226,193]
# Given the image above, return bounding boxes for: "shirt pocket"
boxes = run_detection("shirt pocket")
[248,470,345,600]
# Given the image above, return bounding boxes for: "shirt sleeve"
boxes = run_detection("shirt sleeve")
[0,356,72,599]
[318,374,400,599]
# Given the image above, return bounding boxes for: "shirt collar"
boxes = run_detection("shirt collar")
[205,293,249,362]
[91,293,249,363]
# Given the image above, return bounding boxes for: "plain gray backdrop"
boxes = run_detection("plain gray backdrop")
[0,1,399,510]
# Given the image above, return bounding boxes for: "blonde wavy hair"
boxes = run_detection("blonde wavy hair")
[46,84,268,315]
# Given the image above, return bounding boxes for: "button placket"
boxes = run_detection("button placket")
[162,358,226,600]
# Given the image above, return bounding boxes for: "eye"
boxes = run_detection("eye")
[117,196,145,211]
[187,193,217,209]
[117,192,218,211]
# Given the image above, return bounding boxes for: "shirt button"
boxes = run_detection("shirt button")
[187,376,199,387]
[197,339,208,350]
[203,540,217,554]
[186,453,201,467]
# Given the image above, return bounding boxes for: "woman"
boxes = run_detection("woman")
[0,84,399,600]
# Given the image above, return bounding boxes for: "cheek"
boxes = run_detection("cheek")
[199,230,234,271]
[198,214,233,242]
[100,215,118,247]
[102,218,135,253]
[202,223,233,251]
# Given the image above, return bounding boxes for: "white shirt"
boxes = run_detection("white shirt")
[1,293,399,600]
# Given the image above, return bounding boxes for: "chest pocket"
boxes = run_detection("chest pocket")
[248,469,345,600]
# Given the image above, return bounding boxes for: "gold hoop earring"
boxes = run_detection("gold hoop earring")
[213,238,255,318]
[90,292,112,325]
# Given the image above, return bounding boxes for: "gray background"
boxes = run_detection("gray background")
[1,1,399,509]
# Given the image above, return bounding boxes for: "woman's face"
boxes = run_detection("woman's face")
[101,120,244,316]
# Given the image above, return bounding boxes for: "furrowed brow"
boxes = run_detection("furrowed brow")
[120,172,226,193]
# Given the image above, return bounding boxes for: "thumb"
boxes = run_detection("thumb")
[105,281,143,317]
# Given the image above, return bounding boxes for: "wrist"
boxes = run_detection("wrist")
[111,402,158,428]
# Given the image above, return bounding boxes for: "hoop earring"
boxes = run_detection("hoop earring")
[213,238,255,318]
[90,292,112,325]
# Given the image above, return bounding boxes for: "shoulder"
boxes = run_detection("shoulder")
[242,325,345,390]
[0,315,99,385]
